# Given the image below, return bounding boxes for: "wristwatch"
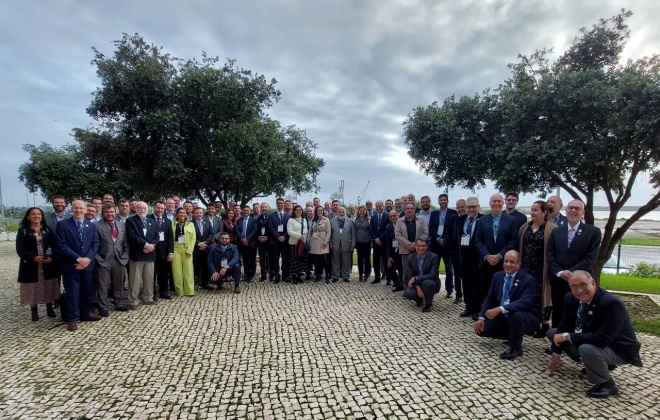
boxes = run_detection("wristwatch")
[562,332,570,342]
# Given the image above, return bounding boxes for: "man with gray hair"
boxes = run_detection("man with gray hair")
[456,197,483,320]
[124,201,159,310]
[546,270,642,398]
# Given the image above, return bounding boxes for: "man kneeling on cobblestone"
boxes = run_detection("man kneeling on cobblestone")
[545,270,642,399]
[207,233,242,294]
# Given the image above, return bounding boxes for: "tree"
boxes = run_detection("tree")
[20,33,324,207]
[403,10,660,279]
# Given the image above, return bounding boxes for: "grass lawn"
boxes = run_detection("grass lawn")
[618,237,660,247]
[601,274,660,295]
[614,294,660,336]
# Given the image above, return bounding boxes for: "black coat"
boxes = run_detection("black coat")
[16,225,60,283]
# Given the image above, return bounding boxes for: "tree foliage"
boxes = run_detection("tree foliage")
[20,33,324,206]
[403,10,660,278]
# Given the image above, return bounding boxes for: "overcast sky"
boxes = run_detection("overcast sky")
[2,0,658,209]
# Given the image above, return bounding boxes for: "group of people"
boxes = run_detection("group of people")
[16,191,642,398]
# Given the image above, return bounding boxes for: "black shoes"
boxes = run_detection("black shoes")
[343,278,350,282]
[332,278,339,283]
[422,305,432,313]
[453,296,463,304]
[326,278,330,284]
[392,287,404,292]
[459,310,472,318]
[533,324,550,338]
[581,365,617,375]
[159,294,172,300]
[46,303,56,318]
[416,298,424,307]
[370,279,381,285]
[471,313,479,321]
[31,307,39,322]
[586,379,618,398]
[115,306,129,312]
[446,292,452,299]
[500,347,523,360]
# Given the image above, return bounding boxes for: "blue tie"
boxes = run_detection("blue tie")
[576,302,588,330]
[504,274,513,301]
[418,256,424,274]
[466,217,474,234]
[243,219,247,236]
[493,216,500,241]
[77,221,83,239]
[142,218,147,229]
[339,219,344,229]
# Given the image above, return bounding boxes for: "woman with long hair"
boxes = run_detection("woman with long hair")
[171,207,196,296]
[287,205,309,284]
[354,205,372,282]
[308,206,330,282]
[222,209,237,244]
[518,200,557,337]
[16,207,60,321]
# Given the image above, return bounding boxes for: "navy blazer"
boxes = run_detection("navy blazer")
[235,216,258,248]
[475,212,519,266]
[546,222,601,277]
[455,213,484,250]
[368,212,390,243]
[429,208,458,244]
[148,214,174,258]
[207,243,241,273]
[554,288,642,367]
[192,218,213,248]
[125,215,159,262]
[403,251,440,289]
[479,270,540,319]
[267,211,290,245]
[203,214,223,242]
[56,217,100,274]
[255,214,270,239]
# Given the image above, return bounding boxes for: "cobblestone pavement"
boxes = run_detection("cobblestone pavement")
[0,242,658,419]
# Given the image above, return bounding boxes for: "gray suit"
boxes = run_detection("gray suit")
[45,212,69,241]
[95,220,129,311]
[330,217,356,279]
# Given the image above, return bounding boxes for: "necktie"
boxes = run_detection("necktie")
[493,216,500,241]
[466,217,474,234]
[568,227,576,246]
[279,212,283,222]
[109,222,117,239]
[198,221,203,235]
[339,219,344,229]
[157,217,161,230]
[575,302,588,330]
[141,218,147,229]
[77,221,83,239]
[243,218,247,236]
[378,214,381,225]
[418,257,424,274]
[504,275,513,301]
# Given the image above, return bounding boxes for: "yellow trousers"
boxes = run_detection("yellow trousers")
[171,243,195,296]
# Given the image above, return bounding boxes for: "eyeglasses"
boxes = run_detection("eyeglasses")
[566,206,584,211]
[569,282,591,291]
[466,205,478,209]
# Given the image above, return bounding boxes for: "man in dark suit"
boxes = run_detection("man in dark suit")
[124,201,159,310]
[192,207,212,289]
[475,193,519,306]
[402,239,440,313]
[546,271,642,398]
[236,205,258,282]
[208,232,242,293]
[547,195,568,227]
[56,200,101,331]
[255,202,270,281]
[267,197,290,283]
[369,200,390,285]
[443,199,466,304]
[429,193,459,298]
[385,210,404,291]
[546,199,601,326]
[95,203,129,315]
[474,250,540,360]
[204,204,223,244]
[504,192,528,231]
[149,201,174,299]
[457,197,483,320]
[46,195,69,234]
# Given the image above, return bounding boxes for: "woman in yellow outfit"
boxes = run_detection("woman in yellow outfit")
[171,208,196,296]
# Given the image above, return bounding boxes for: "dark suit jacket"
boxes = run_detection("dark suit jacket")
[267,211,290,245]
[403,251,440,287]
[148,214,174,258]
[192,218,212,248]
[479,271,540,319]
[442,213,461,258]
[203,214,223,242]
[235,216,258,248]
[94,220,129,268]
[125,215,159,262]
[546,222,601,276]
[455,214,484,250]
[475,212,519,266]
[45,212,69,237]
[506,210,528,232]
[429,208,458,244]
[56,217,100,274]
[368,212,390,243]
[554,288,642,367]
[207,243,241,272]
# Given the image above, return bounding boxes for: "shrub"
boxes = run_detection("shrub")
[630,262,660,279]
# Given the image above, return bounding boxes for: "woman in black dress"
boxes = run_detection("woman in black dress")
[16,207,61,321]
[518,200,557,337]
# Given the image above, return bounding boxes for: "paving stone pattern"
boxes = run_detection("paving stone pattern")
[0,242,658,419]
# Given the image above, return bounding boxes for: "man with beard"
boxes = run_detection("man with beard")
[256,203,270,281]
[394,202,429,270]
[504,192,528,231]
[547,195,568,227]
[46,195,69,233]
[385,199,394,213]
[236,205,257,282]
[268,198,290,283]
[417,195,432,226]
[95,203,130,314]
[429,193,458,298]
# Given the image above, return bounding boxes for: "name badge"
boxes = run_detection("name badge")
[461,234,470,246]
[504,299,510,305]
[178,235,185,244]
[392,240,399,248]
[159,232,165,242]
[437,225,444,236]
[575,328,582,334]
[277,224,283,233]
[261,228,266,235]
[221,258,229,268]
[143,228,147,236]
[302,227,308,235]
[313,232,319,239]
[339,228,343,235]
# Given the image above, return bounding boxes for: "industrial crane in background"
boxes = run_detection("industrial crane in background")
[357,180,370,206]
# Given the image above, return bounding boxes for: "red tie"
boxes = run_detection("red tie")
[109,222,117,239]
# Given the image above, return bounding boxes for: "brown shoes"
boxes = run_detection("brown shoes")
[66,322,78,331]
[83,314,102,321]
[234,286,241,294]
[143,300,158,305]
[129,304,139,311]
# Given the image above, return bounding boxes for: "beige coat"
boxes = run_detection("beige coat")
[394,216,429,255]
[307,217,330,254]
[518,221,557,308]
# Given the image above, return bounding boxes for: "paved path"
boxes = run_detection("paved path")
[0,243,658,419]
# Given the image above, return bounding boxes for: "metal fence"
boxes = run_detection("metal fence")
[607,243,660,275]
